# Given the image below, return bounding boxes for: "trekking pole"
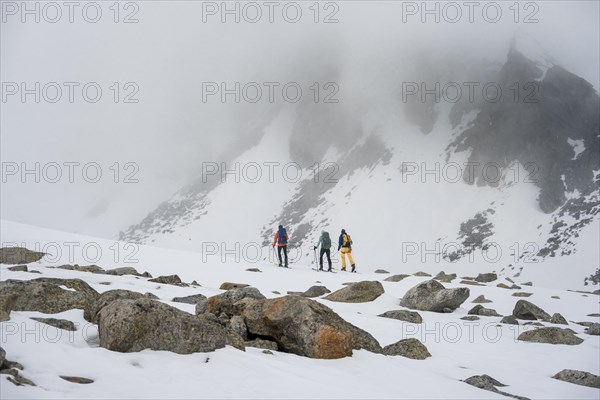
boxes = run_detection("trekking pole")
[313,247,318,272]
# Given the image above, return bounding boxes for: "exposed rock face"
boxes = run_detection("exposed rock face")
[384,274,410,282]
[30,317,76,331]
[0,247,45,264]
[219,282,250,290]
[400,280,469,313]
[84,289,145,323]
[517,327,583,345]
[475,273,498,283]
[302,286,331,298]
[172,294,208,305]
[378,310,423,324]
[552,369,600,389]
[241,296,382,359]
[324,281,385,303]
[550,313,568,325]
[472,295,492,303]
[468,305,501,317]
[382,338,430,359]
[229,316,248,340]
[500,316,519,325]
[0,278,98,315]
[196,287,266,316]
[512,300,551,321]
[98,298,227,354]
[149,275,184,286]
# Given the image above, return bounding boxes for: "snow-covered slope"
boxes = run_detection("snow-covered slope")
[1,221,599,399]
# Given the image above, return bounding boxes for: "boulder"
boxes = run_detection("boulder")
[378,310,423,324]
[0,247,45,264]
[500,316,519,325]
[172,294,208,305]
[0,346,5,367]
[98,298,226,354]
[550,313,568,325]
[245,338,278,351]
[522,282,533,286]
[60,376,94,384]
[374,269,389,274]
[302,286,331,298]
[400,280,469,313]
[512,300,551,321]
[0,307,9,322]
[384,274,410,282]
[229,316,248,340]
[586,323,600,335]
[413,271,432,277]
[30,317,76,331]
[460,280,485,286]
[472,295,492,303]
[149,275,184,286]
[219,282,250,290]
[196,287,266,316]
[517,327,583,345]
[512,292,533,297]
[324,281,385,303]
[552,369,600,389]
[7,265,27,272]
[433,271,457,283]
[464,374,506,391]
[382,338,430,359]
[241,296,382,359]
[106,267,143,276]
[54,264,105,273]
[468,305,501,317]
[461,316,480,321]
[84,289,145,323]
[226,331,246,351]
[474,273,497,283]
[0,278,98,315]
[246,268,261,273]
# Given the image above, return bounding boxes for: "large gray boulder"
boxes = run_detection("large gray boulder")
[241,296,382,359]
[0,247,45,264]
[195,287,266,316]
[98,298,227,354]
[400,280,469,313]
[84,289,145,323]
[468,305,501,317]
[378,310,423,324]
[586,323,600,335]
[0,278,98,315]
[302,286,331,298]
[552,369,600,388]
[324,281,385,303]
[433,271,457,283]
[149,275,184,286]
[517,327,583,345]
[512,300,551,321]
[382,338,430,359]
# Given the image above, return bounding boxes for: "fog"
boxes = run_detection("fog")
[1,1,598,238]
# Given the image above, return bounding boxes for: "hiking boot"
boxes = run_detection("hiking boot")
[351,265,356,273]
[341,268,346,271]
[278,263,282,268]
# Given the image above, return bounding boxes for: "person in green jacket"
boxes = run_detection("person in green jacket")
[313,230,333,272]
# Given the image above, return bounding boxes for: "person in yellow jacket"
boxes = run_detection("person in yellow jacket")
[337,228,356,272]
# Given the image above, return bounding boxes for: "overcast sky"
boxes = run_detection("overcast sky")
[1,0,598,238]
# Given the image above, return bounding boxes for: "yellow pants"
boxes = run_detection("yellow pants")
[340,248,355,270]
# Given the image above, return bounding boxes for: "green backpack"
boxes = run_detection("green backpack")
[321,232,332,249]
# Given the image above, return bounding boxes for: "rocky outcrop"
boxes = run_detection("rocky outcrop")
[324,281,385,303]
[552,369,600,389]
[0,247,45,264]
[378,310,423,324]
[241,296,382,359]
[0,278,98,315]
[400,280,469,313]
[195,287,266,316]
[382,338,430,359]
[512,300,551,321]
[84,289,145,323]
[98,298,227,354]
[517,327,583,345]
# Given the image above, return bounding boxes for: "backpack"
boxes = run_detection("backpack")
[344,234,353,247]
[321,232,332,249]
[278,227,288,244]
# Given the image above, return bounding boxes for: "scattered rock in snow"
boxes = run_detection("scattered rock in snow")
[191,280,200,286]
[475,273,497,283]
[106,267,146,277]
[551,296,560,299]
[512,300,551,321]
[522,282,533,286]
[302,286,331,298]
[84,289,144,323]
[384,274,410,282]
[550,313,568,325]
[378,310,423,324]
[552,369,600,388]
[60,376,94,384]
[374,269,389,274]
[99,298,227,354]
[523,322,545,327]
[468,305,500,317]
[271,291,281,295]
[497,283,521,290]
[0,247,45,264]
[587,313,600,317]
[242,295,382,359]
[324,281,384,303]
[413,271,432,277]
[517,327,583,345]
[7,265,27,272]
[51,264,105,273]
[500,316,519,325]
[400,280,469,313]
[512,292,533,297]
[433,271,457,283]
[461,316,480,321]
[383,338,430,359]
[463,375,529,400]
[30,317,76,331]
[219,282,250,290]
[586,323,600,335]
[460,280,485,286]
[246,268,262,273]
[172,294,207,305]
[472,295,492,303]
[262,350,274,355]
[149,275,186,286]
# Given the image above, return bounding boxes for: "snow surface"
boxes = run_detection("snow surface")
[1,221,599,399]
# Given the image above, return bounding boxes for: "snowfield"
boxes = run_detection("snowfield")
[1,220,599,399]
